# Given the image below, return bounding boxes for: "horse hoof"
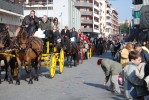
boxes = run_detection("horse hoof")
[28,80,33,84]
[34,78,39,81]
[16,81,20,85]
[9,81,13,84]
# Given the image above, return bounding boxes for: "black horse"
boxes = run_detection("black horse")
[62,38,79,67]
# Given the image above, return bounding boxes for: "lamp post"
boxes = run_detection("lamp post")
[59,12,62,31]
[46,0,48,16]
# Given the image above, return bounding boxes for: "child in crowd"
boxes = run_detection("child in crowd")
[124,51,148,100]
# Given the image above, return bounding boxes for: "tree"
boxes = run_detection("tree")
[119,23,129,34]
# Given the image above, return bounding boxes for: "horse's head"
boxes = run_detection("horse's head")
[18,27,30,50]
[0,24,10,49]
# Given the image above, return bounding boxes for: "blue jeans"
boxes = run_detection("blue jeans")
[29,26,35,36]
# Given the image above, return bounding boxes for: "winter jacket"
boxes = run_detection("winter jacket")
[22,15,39,29]
[120,48,129,68]
[39,20,52,31]
[101,59,122,83]
[124,62,148,99]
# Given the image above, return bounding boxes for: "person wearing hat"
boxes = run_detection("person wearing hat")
[97,58,122,94]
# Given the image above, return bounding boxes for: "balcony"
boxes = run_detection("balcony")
[0,0,23,15]
[74,2,93,8]
[94,21,99,26]
[81,11,92,16]
[81,28,93,32]
[94,5,99,10]
[106,13,111,17]
[93,28,99,33]
[106,7,111,11]
[106,19,111,23]
[81,19,93,24]
[133,4,143,11]
[94,13,99,18]
[133,18,140,25]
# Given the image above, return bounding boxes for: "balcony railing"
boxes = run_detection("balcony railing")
[133,18,140,25]
[81,11,92,16]
[81,19,93,24]
[133,4,143,11]
[74,2,93,8]
[81,28,93,32]
[0,0,23,15]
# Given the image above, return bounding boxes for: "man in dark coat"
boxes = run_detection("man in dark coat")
[61,26,71,48]
[22,10,39,36]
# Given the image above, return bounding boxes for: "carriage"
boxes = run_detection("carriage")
[0,26,65,84]
[34,29,64,78]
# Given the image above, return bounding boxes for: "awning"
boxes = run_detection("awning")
[0,8,24,17]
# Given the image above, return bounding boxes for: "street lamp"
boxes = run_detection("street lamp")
[46,0,48,16]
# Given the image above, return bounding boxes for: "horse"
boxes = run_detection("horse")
[14,27,43,85]
[62,38,79,67]
[0,24,14,84]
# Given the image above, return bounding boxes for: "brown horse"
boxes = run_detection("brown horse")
[0,24,14,84]
[15,27,43,85]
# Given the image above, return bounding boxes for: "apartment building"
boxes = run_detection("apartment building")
[23,0,81,31]
[111,8,118,34]
[99,0,106,34]
[74,0,100,36]
[0,0,23,33]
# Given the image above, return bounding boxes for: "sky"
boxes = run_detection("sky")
[109,0,133,21]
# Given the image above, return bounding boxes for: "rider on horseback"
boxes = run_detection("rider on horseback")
[22,10,39,36]
[70,27,78,49]
[15,10,39,37]
[61,26,71,49]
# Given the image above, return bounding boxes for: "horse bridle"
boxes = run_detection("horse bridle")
[0,31,9,48]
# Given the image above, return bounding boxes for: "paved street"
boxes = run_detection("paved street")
[0,52,125,100]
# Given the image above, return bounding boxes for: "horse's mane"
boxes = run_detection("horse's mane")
[0,24,11,49]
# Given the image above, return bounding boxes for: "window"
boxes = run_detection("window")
[84,8,87,11]
[84,0,87,3]
[134,11,140,18]
[133,0,143,5]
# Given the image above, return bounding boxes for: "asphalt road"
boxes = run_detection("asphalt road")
[0,52,125,100]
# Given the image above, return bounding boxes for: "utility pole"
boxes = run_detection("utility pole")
[46,0,48,16]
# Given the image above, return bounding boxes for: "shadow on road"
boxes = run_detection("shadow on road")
[83,82,125,100]
[83,82,108,90]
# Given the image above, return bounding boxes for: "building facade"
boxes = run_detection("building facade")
[74,0,100,36]
[99,0,118,36]
[111,8,118,34]
[132,0,149,26]
[23,0,81,31]
[0,0,23,33]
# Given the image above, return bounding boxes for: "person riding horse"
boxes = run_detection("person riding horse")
[15,10,39,37]
[61,26,71,49]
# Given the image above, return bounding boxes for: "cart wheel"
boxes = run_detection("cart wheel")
[49,54,56,78]
[80,49,84,64]
[13,62,18,77]
[59,49,64,74]
[89,48,92,58]
[87,50,90,59]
